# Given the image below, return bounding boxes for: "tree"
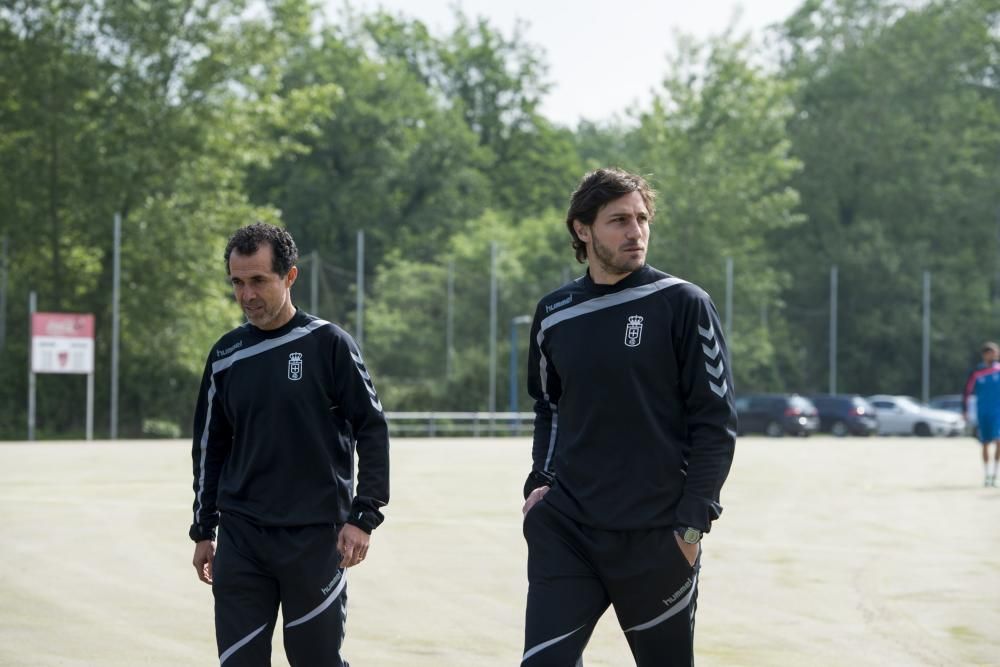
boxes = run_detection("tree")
[0,0,336,436]
[247,16,494,320]
[777,0,1000,395]
[624,33,803,391]
[363,9,583,212]
[364,208,572,412]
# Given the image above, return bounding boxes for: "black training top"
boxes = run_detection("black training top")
[525,264,737,533]
[189,309,389,542]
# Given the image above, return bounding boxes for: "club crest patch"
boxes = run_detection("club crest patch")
[288,352,303,381]
[624,315,644,348]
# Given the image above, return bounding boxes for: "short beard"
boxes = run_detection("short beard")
[591,235,644,276]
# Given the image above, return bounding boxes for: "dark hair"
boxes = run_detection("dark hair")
[224,222,298,276]
[565,168,656,263]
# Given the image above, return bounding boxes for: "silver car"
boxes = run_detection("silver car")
[867,394,965,436]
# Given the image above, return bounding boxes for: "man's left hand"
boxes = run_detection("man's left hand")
[674,533,700,567]
[337,523,370,568]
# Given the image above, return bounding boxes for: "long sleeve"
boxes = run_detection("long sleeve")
[335,334,390,533]
[189,356,232,542]
[525,302,561,497]
[673,289,737,533]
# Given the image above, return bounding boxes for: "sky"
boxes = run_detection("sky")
[321,0,804,126]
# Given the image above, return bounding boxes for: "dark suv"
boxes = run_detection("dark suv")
[735,394,819,437]
[808,394,879,436]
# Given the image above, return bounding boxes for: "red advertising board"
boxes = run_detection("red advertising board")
[31,313,95,374]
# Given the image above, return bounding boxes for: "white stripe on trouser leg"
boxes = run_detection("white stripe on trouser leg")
[284,572,346,628]
[219,622,268,665]
[521,623,587,663]
[623,572,698,633]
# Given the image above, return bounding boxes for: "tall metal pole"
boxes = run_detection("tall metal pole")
[310,250,319,315]
[922,270,931,403]
[724,256,734,336]
[829,265,838,395]
[28,291,36,441]
[446,259,454,379]
[510,318,518,414]
[995,203,1000,323]
[509,315,532,415]
[0,234,7,352]
[110,212,121,439]
[995,204,1000,322]
[356,231,364,349]
[86,372,94,441]
[489,242,498,427]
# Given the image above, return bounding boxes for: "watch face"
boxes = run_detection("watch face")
[683,528,702,544]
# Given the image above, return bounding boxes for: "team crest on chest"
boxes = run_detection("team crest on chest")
[287,352,303,381]
[624,315,644,348]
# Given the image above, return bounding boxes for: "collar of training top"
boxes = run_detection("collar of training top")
[244,307,308,337]
[582,264,654,293]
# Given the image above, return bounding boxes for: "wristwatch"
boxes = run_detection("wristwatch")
[677,527,702,544]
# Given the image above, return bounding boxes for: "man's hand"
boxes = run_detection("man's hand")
[337,524,370,568]
[192,540,216,584]
[674,533,700,567]
[522,485,550,516]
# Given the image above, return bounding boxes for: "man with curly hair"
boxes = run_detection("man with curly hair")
[189,221,389,666]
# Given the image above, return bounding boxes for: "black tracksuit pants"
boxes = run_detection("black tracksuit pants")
[522,500,700,666]
[213,512,349,666]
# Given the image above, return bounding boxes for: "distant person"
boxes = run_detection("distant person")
[188,222,390,665]
[520,168,737,666]
[963,341,1000,487]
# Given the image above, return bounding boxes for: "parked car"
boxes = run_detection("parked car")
[735,394,820,437]
[929,393,977,436]
[867,394,965,436]
[808,394,879,436]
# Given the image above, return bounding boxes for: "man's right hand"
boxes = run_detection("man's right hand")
[192,540,216,584]
[522,485,550,516]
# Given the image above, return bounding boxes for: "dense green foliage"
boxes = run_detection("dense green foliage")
[1,0,998,437]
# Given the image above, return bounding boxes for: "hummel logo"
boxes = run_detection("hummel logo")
[545,295,573,313]
[662,577,694,607]
[216,340,243,358]
[321,572,340,596]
